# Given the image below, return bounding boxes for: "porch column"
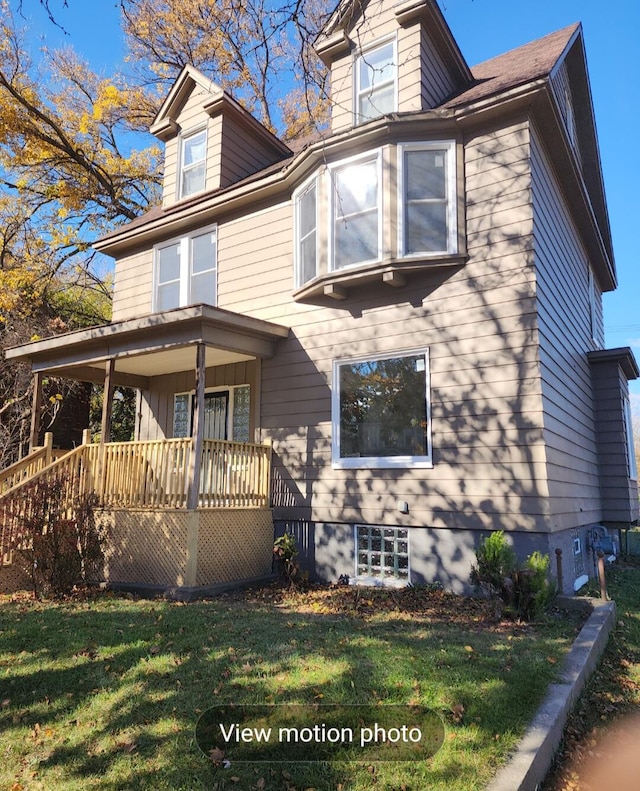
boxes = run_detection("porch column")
[28,371,43,452]
[101,358,116,444]
[187,343,206,510]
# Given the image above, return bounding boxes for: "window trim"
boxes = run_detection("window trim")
[623,396,637,481]
[354,37,398,125]
[331,347,433,470]
[179,126,207,200]
[152,225,217,313]
[293,174,319,289]
[328,149,383,273]
[397,141,458,258]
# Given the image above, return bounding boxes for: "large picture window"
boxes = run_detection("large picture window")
[356,40,396,124]
[154,227,217,312]
[399,142,457,256]
[330,153,381,271]
[332,350,432,469]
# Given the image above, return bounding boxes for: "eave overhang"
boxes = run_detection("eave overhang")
[5,305,290,386]
[588,347,640,381]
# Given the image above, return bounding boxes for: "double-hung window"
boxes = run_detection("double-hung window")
[356,40,396,124]
[399,142,457,256]
[180,129,207,198]
[330,152,382,270]
[332,349,432,469]
[294,177,318,287]
[154,227,217,312]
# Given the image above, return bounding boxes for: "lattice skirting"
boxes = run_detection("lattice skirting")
[99,508,274,588]
[0,552,32,594]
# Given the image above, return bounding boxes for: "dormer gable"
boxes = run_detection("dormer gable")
[315,0,472,132]
[151,65,291,209]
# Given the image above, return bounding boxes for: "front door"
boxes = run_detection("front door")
[202,392,229,440]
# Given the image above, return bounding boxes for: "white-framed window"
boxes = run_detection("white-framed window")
[330,151,382,271]
[332,349,432,469]
[173,385,251,441]
[398,141,457,257]
[355,38,397,124]
[293,176,318,287]
[355,525,410,584]
[154,226,217,312]
[623,396,637,481]
[180,128,207,198]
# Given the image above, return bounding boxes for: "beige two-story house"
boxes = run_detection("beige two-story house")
[5,0,638,595]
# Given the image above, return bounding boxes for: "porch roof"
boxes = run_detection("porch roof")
[5,304,290,388]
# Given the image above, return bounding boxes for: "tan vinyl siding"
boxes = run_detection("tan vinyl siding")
[217,203,294,320]
[112,249,153,321]
[419,22,459,109]
[397,25,422,112]
[249,120,546,532]
[531,121,602,530]
[220,116,284,187]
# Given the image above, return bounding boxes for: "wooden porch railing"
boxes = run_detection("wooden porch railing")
[0,432,68,493]
[0,437,272,514]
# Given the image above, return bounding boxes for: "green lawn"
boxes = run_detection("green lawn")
[543,558,640,790]
[0,585,585,791]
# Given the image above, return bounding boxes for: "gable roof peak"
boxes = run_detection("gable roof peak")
[150,64,224,140]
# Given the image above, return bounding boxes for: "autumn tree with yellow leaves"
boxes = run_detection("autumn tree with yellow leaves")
[0,0,331,461]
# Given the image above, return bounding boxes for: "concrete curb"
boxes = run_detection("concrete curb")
[487,597,617,791]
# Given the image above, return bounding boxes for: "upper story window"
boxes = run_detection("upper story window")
[330,151,382,270]
[399,142,457,256]
[294,177,318,288]
[180,128,207,198]
[332,349,432,469]
[623,396,637,481]
[356,39,396,124]
[154,227,217,312]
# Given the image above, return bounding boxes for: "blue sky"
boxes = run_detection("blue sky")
[16,0,640,394]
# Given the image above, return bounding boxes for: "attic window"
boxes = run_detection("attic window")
[180,129,207,198]
[356,40,396,124]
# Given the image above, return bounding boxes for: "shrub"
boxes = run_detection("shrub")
[470,531,517,596]
[5,474,104,598]
[273,530,299,586]
[470,534,556,620]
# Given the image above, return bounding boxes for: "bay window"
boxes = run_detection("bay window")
[399,142,457,256]
[330,152,382,270]
[154,227,217,312]
[294,177,318,287]
[332,349,432,469]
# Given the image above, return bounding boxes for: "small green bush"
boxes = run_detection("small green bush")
[470,531,517,596]
[470,534,556,620]
[273,530,299,586]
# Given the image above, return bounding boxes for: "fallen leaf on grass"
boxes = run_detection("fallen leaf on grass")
[451,704,465,723]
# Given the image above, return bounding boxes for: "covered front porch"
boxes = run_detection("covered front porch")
[2,304,289,595]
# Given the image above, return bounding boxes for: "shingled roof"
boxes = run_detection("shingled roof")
[445,22,580,109]
[96,21,584,248]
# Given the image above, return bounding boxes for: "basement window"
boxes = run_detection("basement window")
[355,525,410,584]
